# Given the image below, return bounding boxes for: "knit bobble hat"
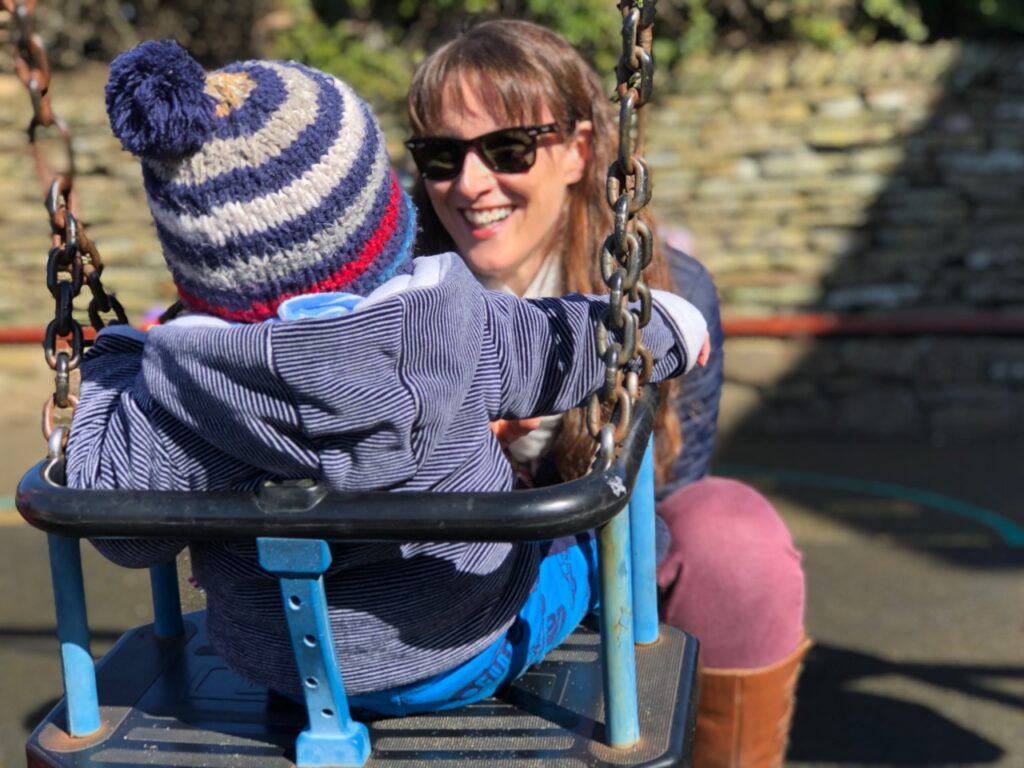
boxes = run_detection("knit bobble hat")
[106,39,417,322]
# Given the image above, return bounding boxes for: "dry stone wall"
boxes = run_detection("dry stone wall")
[650,41,1024,442]
[651,41,1024,316]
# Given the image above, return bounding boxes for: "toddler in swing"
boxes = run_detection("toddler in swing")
[68,40,709,715]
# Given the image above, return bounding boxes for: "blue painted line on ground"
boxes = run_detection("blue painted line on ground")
[716,463,1024,547]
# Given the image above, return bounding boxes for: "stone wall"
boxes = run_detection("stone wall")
[720,336,1024,443]
[2,41,1024,441]
[651,41,1024,315]
[649,41,1024,443]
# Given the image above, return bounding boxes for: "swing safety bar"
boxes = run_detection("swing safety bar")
[18,388,659,544]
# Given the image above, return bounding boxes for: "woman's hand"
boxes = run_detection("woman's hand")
[491,417,542,448]
[698,332,711,367]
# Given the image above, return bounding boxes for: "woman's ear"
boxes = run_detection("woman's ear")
[562,120,593,185]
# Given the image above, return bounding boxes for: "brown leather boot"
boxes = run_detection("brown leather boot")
[692,636,812,768]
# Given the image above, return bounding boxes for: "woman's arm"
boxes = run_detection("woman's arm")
[662,245,726,492]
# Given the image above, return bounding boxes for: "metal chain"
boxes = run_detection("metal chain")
[588,0,657,459]
[4,0,127,450]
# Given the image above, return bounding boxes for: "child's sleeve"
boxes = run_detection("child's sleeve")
[67,328,174,492]
[479,289,707,421]
[65,329,188,567]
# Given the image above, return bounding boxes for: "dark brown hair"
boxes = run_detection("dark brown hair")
[407,18,682,484]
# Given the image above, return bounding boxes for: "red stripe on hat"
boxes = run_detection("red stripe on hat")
[178,173,405,323]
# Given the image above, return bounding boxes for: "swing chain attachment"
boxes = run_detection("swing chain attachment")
[588,0,657,456]
[41,173,127,445]
[4,0,127,446]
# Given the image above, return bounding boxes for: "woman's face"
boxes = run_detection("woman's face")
[422,79,589,295]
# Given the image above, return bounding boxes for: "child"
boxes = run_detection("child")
[69,40,709,715]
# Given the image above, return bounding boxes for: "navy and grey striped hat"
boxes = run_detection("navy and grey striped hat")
[105,39,416,322]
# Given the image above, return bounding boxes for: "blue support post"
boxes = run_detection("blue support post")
[598,506,640,748]
[629,437,660,645]
[257,538,370,768]
[47,534,101,737]
[149,560,184,639]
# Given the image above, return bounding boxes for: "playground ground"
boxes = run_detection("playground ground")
[1,349,1022,767]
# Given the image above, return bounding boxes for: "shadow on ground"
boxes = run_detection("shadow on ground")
[790,643,1020,764]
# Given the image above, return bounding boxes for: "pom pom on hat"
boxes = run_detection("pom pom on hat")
[105,39,217,160]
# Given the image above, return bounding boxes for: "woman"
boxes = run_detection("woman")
[406,18,810,768]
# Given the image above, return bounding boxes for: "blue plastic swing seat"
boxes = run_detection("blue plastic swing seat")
[19,387,699,768]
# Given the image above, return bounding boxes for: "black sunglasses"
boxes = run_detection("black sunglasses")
[404,123,569,181]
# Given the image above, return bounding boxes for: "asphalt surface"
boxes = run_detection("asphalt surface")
[717,433,1024,767]
[2,418,1022,767]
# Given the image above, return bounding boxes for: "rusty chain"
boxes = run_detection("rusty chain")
[587,0,657,460]
[4,0,127,452]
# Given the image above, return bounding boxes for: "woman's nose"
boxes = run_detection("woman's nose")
[453,149,496,196]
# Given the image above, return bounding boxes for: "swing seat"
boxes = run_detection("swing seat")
[18,387,699,768]
[27,614,697,767]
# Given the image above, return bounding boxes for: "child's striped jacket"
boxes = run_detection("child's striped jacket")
[67,253,707,696]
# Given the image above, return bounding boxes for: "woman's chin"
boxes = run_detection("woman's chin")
[463,248,550,293]
[463,252,513,280]
[459,238,517,275]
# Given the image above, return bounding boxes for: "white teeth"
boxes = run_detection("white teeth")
[463,207,513,227]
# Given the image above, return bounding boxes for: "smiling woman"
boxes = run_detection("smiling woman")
[406,18,810,768]
[411,83,589,296]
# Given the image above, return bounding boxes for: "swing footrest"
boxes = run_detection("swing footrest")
[27,612,698,768]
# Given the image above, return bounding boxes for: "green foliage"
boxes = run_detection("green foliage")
[269,2,413,107]
[675,0,718,58]
[863,0,929,41]
[268,0,627,110]
[26,0,1024,78]
[693,0,930,51]
[21,0,270,70]
[263,0,1021,110]
[919,0,1024,36]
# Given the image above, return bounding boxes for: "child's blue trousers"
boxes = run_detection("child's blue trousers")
[348,533,599,716]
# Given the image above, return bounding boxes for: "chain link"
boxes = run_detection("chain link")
[588,0,657,459]
[4,1,127,447]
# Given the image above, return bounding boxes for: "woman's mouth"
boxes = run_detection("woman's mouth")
[462,206,514,229]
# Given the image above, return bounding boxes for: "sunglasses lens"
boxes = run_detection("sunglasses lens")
[480,129,535,173]
[411,140,463,180]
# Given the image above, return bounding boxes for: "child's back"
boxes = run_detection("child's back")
[69,40,707,709]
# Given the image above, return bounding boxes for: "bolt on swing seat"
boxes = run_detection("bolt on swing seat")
[17,385,698,768]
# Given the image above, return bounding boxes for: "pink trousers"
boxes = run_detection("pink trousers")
[656,477,806,669]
